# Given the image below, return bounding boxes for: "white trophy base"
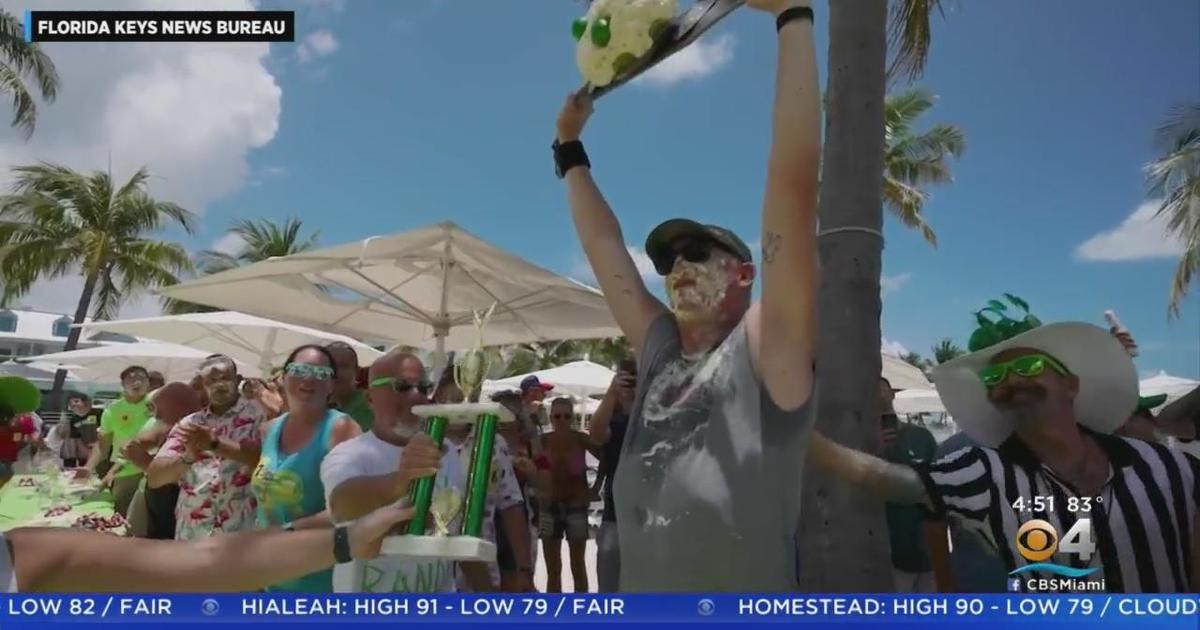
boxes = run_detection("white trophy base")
[411,402,514,426]
[380,534,497,563]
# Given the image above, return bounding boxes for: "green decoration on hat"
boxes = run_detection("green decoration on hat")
[0,376,41,416]
[967,294,1041,353]
[1136,394,1168,413]
[572,17,588,41]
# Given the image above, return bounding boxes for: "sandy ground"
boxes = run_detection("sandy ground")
[533,537,599,593]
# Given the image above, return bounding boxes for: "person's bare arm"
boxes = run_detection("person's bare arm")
[7,504,413,592]
[1157,385,1200,440]
[499,504,532,579]
[145,454,189,489]
[746,0,820,412]
[212,435,261,468]
[557,98,668,353]
[924,520,956,592]
[809,431,930,506]
[460,561,495,592]
[84,433,111,472]
[589,386,617,445]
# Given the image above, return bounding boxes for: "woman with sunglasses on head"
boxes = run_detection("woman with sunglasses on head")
[536,397,601,593]
[251,344,361,592]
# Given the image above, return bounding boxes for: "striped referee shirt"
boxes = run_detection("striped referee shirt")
[920,427,1200,593]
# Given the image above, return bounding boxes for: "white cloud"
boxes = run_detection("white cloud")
[263,165,287,177]
[296,30,340,64]
[1,0,282,319]
[1075,200,1187,261]
[638,35,735,88]
[210,233,246,256]
[881,338,910,357]
[881,272,913,293]
[294,0,346,12]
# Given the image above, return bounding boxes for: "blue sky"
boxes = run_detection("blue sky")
[7,0,1200,378]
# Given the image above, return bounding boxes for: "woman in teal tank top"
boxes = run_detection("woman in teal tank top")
[252,345,361,592]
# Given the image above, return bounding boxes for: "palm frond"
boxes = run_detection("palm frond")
[1168,235,1200,319]
[0,10,57,101]
[0,64,37,138]
[882,176,938,246]
[886,0,947,83]
[884,87,935,137]
[1154,102,1200,154]
[196,250,241,275]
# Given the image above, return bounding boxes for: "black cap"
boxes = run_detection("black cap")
[645,219,753,276]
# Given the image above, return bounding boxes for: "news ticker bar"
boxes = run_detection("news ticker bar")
[0,595,1197,625]
[23,11,295,42]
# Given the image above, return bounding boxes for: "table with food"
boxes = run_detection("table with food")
[0,469,127,535]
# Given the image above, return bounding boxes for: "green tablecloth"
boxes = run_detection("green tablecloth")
[0,474,119,533]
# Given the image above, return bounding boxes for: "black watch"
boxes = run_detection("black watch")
[553,139,590,178]
[333,525,352,563]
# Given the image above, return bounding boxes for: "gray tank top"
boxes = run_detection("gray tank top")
[613,314,815,591]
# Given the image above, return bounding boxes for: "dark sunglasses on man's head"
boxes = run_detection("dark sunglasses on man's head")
[370,376,432,395]
[652,238,739,276]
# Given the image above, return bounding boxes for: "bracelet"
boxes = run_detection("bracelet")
[776,6,814,31]
[552,139,590,179]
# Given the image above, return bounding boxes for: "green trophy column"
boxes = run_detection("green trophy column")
[407,415,449,536]
[462,413,498,538]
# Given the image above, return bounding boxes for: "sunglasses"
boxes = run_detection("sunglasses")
[652,238,738,276]
[285,363,335,381]
[979,354,1069,389]
[371,376,432,395]
[551,413,572,419]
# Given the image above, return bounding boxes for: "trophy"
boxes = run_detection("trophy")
[571,0,745,100]
[378,304,514,562]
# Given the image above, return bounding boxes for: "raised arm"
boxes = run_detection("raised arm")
[8,504,412,592]
[745,0,821,412]
[557,95,669,352]
[809,431,930,507]
[322,433,440,523]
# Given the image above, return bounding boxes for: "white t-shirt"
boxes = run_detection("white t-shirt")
[321,432,465,593]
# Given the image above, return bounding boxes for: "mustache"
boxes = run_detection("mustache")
[991,381,1048,404]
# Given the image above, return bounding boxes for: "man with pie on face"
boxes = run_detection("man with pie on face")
[555,0,820,591]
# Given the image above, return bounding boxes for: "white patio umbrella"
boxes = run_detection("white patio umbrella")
[1139,371,1199,407]
[26,341,256,383]
[484,360,616,400]
[893,388,945,415]
[883,353,932,390]
[157,222,622,373]
[77,311,382,376]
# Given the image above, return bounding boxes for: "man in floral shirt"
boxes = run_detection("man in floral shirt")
[147,355,267,540]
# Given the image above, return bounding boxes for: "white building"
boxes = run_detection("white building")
[0,307,136,358]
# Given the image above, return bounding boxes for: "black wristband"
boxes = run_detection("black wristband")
[553,140,590,179]
[776,6,814,31]
[333,525,352,563]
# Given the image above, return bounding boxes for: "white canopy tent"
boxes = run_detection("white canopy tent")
[1139,371,1199,408]
[484,360,616,401]
[158,222,622,373]
[26,342,256,383]
[77,311,382,376]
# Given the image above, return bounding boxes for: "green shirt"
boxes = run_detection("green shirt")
[339,390,374,432]
[882,419,939,573]
[100,398,153,478]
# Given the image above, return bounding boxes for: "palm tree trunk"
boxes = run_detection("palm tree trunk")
[47,270,99,409]
[797,0,892,591]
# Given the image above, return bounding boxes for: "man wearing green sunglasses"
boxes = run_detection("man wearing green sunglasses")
[808,312,1200,593]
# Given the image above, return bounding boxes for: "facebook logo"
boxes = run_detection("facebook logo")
[1007,578,1022,592]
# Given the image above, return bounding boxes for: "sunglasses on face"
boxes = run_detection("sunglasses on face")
[978,354,1069,389]
[551,413,572,420]
[371,376,432,395]
[653,238,737,276]
[285,363,335,381]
